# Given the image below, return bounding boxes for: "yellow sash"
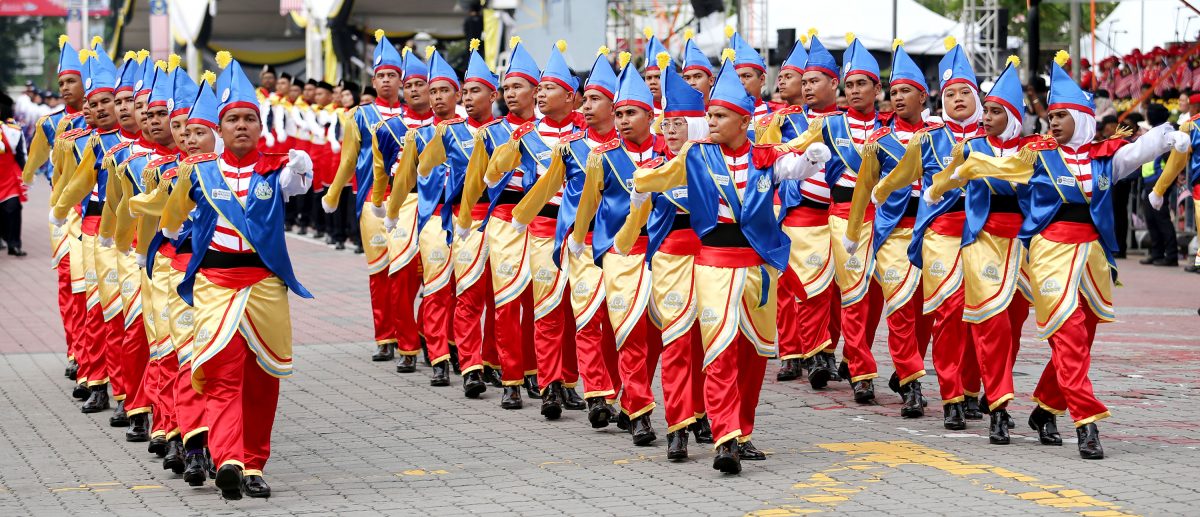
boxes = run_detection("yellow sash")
[167,267,197,365]
[359,207,391,276]
[81,234,101,310]
[148,253,176,360]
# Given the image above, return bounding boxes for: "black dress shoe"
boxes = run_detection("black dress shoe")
[942,402,966,430]
[561,385,585,410]
[852,379,875,404]
[500,386,522,409]
[420,337,432,367]
[354,244,365,254]
[776,358,801,381]
[540,381,563,420]
[1028,407,1063,445]
[1139,256,1159,265]
[1185,264,1200,273]
[125,413,150,442]
[462,371,486,398]
[586,397,611,428]
[296,226,308,236]
[1076,423,1104,460]
[242,475,271,498]
[482,366,503,387]
[713,441,741,474]
[148,435,167,457]
[1154,258,1179,267]
[449,345,461,374]
[667,430,689,460]
[836,358,850,382]
[523,374,541,399]
[808,356,833,389]
[430,362,450,387]
[315,231,327,241]
[163,438,185,474]
[887,371,902,394]
[963,396,983,420]
[64,359,77,379]
[631,414,657,446]
[183,450,208,486]
[7,247,26,257]
[335,242,346,250]
[72,383,89,400]
[978,392,991,415]
[372,343,395,362]
[690,416,714,444]
[899,381,924,418]
[109,400,129,427]
[81,386,110,413]
[395,354,417,373]
[989,409,1011,445]
[215,464,244,500]
[738,440,766,460]
[616,411,631,432]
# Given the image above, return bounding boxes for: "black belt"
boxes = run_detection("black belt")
[903,196,920,217]
[799,199,831,211]
[669,214,691,232]
[943,196,966,213]
[700,223,752,248]
[831,185,855,203]
[84,200,103,216]
[990,195,1021,213]
[490,189,524,206]
[537,204,559,219]
[199,251,267,269]
[1051,203,1092,224]
[175,240,193,254]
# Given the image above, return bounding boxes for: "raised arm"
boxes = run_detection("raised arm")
[951,148,1037,184]
[381,131,419,212]
[872,132,932,203]
[160,167,196,237]
[612,195,653,255]
[416,125,448,177]
[21,120,50,184]
[483,138,521,188]
[841,144,881,250]
[97,159,125,242]
[1112,123,1177,181]
[568,152,606,246]
[632,142,689,193]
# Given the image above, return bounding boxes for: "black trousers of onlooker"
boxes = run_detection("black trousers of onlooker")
[284,195,300,228]
[1112,178,1132,256]
[1142,185,1179,262]
[308,188,327,236]
[0,197,20,249]
[331,189,356,244]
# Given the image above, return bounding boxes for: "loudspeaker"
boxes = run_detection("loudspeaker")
[691,0,723,19]
[774,29,797,66]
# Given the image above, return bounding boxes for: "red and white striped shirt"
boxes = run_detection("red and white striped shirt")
[209,152,258,254]
[795,107,832,204]
[501,113,538,193]
[401,106,434,129]
[1060,145,1094,199]
[717,141,751,223]
[836,108,879,188]
[945,120,984,142]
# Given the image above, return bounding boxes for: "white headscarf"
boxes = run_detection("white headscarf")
[1065,108,1096,150]
[685,116,709,140]
[942,87,983,128]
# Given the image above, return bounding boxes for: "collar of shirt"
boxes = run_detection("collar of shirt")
[540,113,577,130]
[945,120,980,137]
[987,135,1021,151]
[375,97,402,109]
[808,103,838,115]
[506,112,534,126]
[622,133,657,154]
[846,107,876,124]
[221,149,260,169]
[721,140,751,158]
[403,106,434,121]
[892,116,924,134]
[119,128,138,141]
[466,115,495,129]
[588,127,618,144]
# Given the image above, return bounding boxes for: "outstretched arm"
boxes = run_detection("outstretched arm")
[842,144,881,249]
[872,133,932,203]
[322,110,361,210]
[632,142,690,193]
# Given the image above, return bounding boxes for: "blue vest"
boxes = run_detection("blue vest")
[350,104,388,217]
[1022,144,1120,265]
[1184,118,1200,186]
[906,125,959,266]
[681,142,790,272]
[549,135,593,269]
[144,156,192,280]
[431,121,478,238]
[775,107,817,216]
[179,155,312,304]
[83,130,125,213]
[866,128,916,253]
[478,118,531,230]
[960,138,1028,248]
[821,112,879,188]
[412,124,444,232]
[589,137,665,266]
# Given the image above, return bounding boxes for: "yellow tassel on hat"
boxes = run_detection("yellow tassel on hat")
[154,59,167,71]
[401,46,410,57]
[137,49,149,63]
[643,27,654,39]
[58,35,70,49]
[123,50,137,62]
[724,25,735,40]
[1054,50,1070,67]
[90,35,103,48]
[556,40,567,53]
[618,51,631,70]
[684,29,694,42]
[78,49,90,63]
[944,36,957,51]
[201,70,216,86]
[721,47,736,63]
[892,39,904,51]
[845,32,856,45]
[215,51,232,70]
[1006,55,1021,67]
[375,29,385,43]
[469,38,480,51]
[167,53,181,72]
[596,45,610,57]
[426,45,436,59]
[510,36,521,47]
[656,51,671,71]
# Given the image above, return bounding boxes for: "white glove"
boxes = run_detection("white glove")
[567,236,586,258]
[842,236,860,255]
[0,140,6,153]
[98,236,114,248]
[162,226,179,240]
[630,190,650,208]
[455,224,472,242]
[804,142,832,164]
[370,203,386,219]
[511,219,528,234]
[383,216,398,233]
[1148,191,1164,211]
[870,190,883,206]
[950,170,963,181]
[923,188,942,207]
[321,196,337,214]
[1168,131,1191,153]
[49,212,66,227]
[264,131,275,148]
[135,253,147,269]
[286,149,314,177]
[121,246,132,256]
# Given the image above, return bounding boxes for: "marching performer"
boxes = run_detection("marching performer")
[726,27,782,129]
[613,51,715,459]
[945,52,1185,459]
[321,31,406,363]
[631,56,828,473]
[506,45,623,427]
[923,55,1034,444]
[1150,92,1200,270]
[679,30,714,104]
[159,52,314,497]
[642,28,668,119]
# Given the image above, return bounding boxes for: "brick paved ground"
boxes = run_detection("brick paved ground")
[1,185,1198,516]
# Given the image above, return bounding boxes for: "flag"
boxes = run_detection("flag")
[149,0,170,61]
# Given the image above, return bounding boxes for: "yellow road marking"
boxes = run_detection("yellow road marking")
[396,469,450,477]
[50,482,164,493]
[747,441,1138,517]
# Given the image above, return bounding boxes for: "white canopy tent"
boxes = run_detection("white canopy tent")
[747,0,972,55]
[1081,0,1199,62]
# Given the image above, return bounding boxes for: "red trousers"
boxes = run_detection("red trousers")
[532,301,570,392]
[618,314,663,418]
[454,269,495,375]
[661,324,706,431]
[175,360,208,441]
[705,334,768,447]
[367,272,397,346]
[148,352,179,438]
[78,303,110,387]
[885,290,931,386]
[778,286,835,359]
[495,288,539,385]
[203,333,280,473]
[840,281,884,381]
[827,292,842,351]
[561,318,579,388]
[56,258,84,361]
[116,320,150,410]
[574,306,620,399]
[970,295,1029,410]
[1031,299,1109,426]
[391,264,422,355]
[930,289,969,403]
[961,336,981,396]
[422,287,455,365]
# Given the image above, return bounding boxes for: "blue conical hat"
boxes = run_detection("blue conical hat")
[937,36,977,91]
[426,46,460,89]
[984,56,1025,122]
[841,33,879,83]
[726,26,765,73]
[213,51,261,118]
[659,52,705,118]
[57,35,84,77]
[541,40,578,91]
[371,30,403,75]
[804,32,838,79]
[889,40,927,92]
[585,46,618,100]
[188,70,220,129]
[708,52,754,116]
[505,37,541,86]
[1047,50,1095,115]
[614,52,654,112]
[681,30,713,78]
[463,38,498,91]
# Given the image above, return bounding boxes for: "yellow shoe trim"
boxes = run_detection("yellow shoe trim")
[242,469,263,476]
[430,354,451,365]
[112,394,126,402]
[942,395,965,405]
[583,390,615,399]
[850,372,879,383]
[125,406,151,416]
[460,364,484,375]
[220,460,245,470]
[624,402,656,420]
